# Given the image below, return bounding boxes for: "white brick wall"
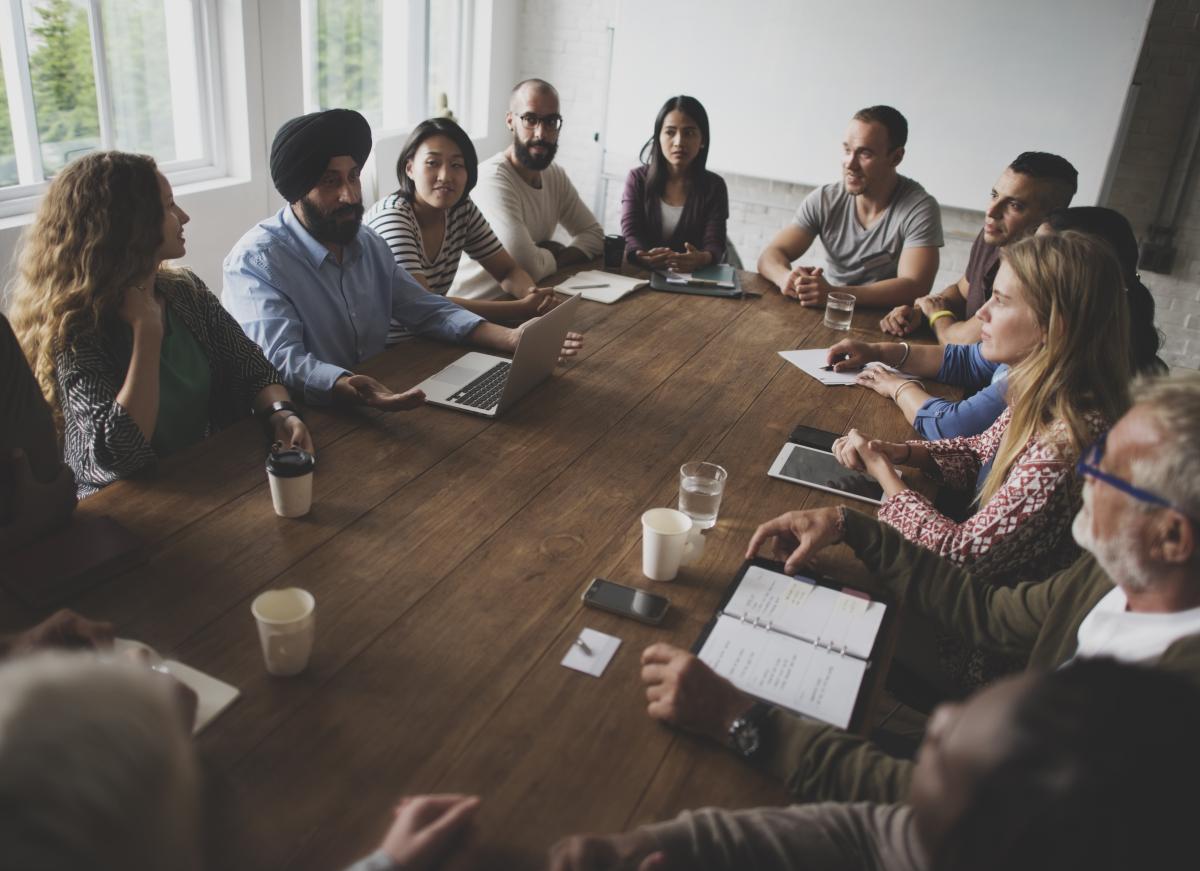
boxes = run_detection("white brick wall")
[516,0,1200,368]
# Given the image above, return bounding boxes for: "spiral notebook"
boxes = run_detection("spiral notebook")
[693,560,889,729]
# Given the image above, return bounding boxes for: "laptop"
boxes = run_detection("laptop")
[415,292,580,417]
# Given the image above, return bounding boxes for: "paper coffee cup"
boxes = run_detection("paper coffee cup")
[266,448,315,518]
[251,587,316,676]
[641,507,701,581]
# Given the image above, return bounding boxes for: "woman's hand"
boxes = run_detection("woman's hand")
[119,283,163,336]
[826,339,878,372]
[270,411,314,454]
[666,242,711,273]
[516,286,562,319]
[635,247,673,269]
[832,428,910,479]
[855,366,912,399]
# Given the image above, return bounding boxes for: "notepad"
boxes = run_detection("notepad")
[558,271,647,304]
[694,563,888,729]
[778,349,900,386]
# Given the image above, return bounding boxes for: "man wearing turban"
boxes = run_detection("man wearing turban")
[221,109,581,409]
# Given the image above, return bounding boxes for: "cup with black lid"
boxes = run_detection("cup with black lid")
[266,447,314,517]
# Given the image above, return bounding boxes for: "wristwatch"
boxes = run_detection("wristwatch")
[728,702,773,760]
[258,400,302,433]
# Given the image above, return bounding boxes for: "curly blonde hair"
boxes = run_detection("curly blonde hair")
[978,231,1131,506]
[8,151,166,418]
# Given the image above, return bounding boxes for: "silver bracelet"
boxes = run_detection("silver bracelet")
[893,379,923,402]
[897,341,911,368]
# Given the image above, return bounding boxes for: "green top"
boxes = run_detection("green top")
[757,509,1200,806]
[151,303,212,456]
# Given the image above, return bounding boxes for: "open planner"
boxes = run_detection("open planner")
[693,560,890,730]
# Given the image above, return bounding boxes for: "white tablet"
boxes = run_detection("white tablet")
[768,442,891,506]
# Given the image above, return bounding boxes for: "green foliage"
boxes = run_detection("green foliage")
[29,0,101,168]
[315,0,383,128]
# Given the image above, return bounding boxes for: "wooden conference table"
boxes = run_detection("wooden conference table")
[6,267,957,870]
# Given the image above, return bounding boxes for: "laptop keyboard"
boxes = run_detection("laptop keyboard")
[447,361,511,410]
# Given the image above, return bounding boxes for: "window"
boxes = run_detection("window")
[301,0,481,137]
[0,0,222,213]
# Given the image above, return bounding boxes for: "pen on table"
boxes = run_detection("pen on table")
[822,353,852,371]
[573,636,592,655]
[569,283,610,290]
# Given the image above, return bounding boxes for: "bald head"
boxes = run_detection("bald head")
[510,78,558,112]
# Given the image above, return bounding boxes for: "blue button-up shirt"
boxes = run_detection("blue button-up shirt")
[221,206,483,404]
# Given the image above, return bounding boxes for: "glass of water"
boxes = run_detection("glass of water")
[823,291,856,330]
[678,461,728,529]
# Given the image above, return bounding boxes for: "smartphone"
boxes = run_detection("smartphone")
[581,578,670,625]
[788,424,840,453]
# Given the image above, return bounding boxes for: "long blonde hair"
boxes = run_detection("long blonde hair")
[978,231,1131,505]
[9,151,166,419]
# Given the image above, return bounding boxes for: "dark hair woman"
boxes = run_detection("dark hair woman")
[619,95,729,272]
[365,117,559,341]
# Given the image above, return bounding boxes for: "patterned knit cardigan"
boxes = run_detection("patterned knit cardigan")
[878,406,1109,586]
[55,270,282,498]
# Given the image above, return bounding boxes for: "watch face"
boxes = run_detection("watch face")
[731,719,761,758]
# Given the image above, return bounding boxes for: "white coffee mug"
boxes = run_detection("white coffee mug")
[641,507,704,581]
[251,587,316,676]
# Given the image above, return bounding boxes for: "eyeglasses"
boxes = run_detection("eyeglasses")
[1076,431,1177,510]
[516,112,563,132]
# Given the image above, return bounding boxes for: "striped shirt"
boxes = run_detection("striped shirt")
[365,195,503,342]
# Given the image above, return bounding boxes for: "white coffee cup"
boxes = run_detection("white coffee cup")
[267,448,315,518]
[641,507,704,581]
[251,587,316,676]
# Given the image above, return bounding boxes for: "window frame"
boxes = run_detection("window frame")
[0,0,226,218]
[299,0,479,139]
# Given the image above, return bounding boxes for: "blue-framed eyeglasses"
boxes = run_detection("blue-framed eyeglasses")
[1076,431,1177,510]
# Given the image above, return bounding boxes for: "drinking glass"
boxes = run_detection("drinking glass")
[678,462,727,529]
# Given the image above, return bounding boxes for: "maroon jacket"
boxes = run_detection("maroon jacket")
[620,165,729,264]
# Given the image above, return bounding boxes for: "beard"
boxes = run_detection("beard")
[513,134,558,170]
[1072,491,1155,593]
[298,197,364,246]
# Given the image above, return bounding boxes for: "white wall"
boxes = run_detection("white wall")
[517,0,1200,370]
[0,0,519,308]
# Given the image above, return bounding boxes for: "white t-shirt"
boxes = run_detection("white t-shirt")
[451,152,604,299]
[1075,586,1200,663]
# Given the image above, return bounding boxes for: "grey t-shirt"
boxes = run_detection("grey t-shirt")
[793,176,943,286]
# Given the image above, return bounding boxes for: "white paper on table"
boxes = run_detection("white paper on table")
[698,615,867,729]
[778,349,899,386]
[558,271,647,304]
[561,627,621,677]
[723,566,885,660]
[113,638,240,734]
[664,270,736,288]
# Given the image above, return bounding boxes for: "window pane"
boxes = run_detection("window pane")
[99,0,204,163]
[23,0,101,177]
[312,0,383,130]
[0,46,19,186]
[427,0,456,122]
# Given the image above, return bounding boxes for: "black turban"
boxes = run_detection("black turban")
[269,109,372,202]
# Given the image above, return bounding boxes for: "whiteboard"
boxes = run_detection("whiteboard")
[604,0,1152,210]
